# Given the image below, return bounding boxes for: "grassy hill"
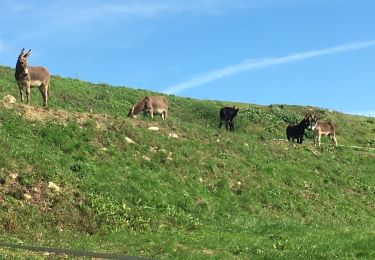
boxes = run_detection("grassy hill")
[0,65,375,259]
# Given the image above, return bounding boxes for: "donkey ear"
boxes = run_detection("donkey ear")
[19,48,25,57]
[24,49,31,58]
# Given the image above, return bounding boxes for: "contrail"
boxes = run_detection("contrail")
[163,40,375,95]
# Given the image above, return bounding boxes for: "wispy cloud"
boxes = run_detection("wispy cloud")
[163,40,375,95]
[80,0,274,18]
[1,0,284,29]
[0,1,257,43]
[0,0,300,46]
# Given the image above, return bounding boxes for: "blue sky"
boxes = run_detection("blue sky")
[0,0,374,116]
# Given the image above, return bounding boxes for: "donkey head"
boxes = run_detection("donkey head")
[232,106,240,118]
[16,48,31,78]
[233,108,239,117]
[303,112,316,130]
[127,106,136,118]
[310,119,318,130]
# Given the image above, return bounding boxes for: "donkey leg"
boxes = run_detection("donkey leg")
[161,111,167,121]
[17,81,24,102]
[332,134,338,147]
[219,121,223,128]
[44,84,49,107]
[148,109,154,118]
[39,84,48,107]
[26,82,31,104]
[230,121,234,132]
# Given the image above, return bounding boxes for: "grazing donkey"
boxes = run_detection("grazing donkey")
[286,113,313,144]
[128,96,168,121]
[15,48,51,107]
[311,119,337,147]
[219,106,239,132]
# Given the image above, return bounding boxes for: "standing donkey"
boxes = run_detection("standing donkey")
[219,106,239,132]
[15,48,51,107]
[311,118,338,147]
[128,96,168,121]
[286,113,314,144]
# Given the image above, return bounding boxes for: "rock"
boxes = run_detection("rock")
[168,133,179,138]
[48,182,61,192]
[125,137,136,144]
[10,173,18,180]
[149,147,158,153]
[23,194,32,200]
[148,126,159,131]
[166,152,173,161]
[142,156,151,161]
[3,95,17,104]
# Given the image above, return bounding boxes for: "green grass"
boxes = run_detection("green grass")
[1,65,375,259]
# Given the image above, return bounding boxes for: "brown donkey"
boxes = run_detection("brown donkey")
[311,119,338,147]
[128,96,168,121]
[15,48,51,106]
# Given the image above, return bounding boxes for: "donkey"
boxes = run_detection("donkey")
[219,106,239,132]
[128,96,168,121]
[15,48,51,107]
[311,119,337,147]
[286,113,314,144]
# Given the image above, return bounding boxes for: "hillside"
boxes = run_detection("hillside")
[0,65,375,259]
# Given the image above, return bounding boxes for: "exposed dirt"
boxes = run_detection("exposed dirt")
[1,95,112,129]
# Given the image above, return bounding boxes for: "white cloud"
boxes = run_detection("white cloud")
[2,1,280,26]
[0,1,248,39]
[163,40,375,94]
[95,0,268,17]
[0,1,304,44]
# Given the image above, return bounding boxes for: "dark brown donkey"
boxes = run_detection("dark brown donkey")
[219,106,239,132]
[15,48,51,106]
[286,114,312,144]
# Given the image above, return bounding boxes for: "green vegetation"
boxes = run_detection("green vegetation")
[0,65,375,259]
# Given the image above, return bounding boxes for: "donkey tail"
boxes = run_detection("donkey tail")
[328,121,336,131]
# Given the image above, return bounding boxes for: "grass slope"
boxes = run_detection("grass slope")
[0,65,375,259]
